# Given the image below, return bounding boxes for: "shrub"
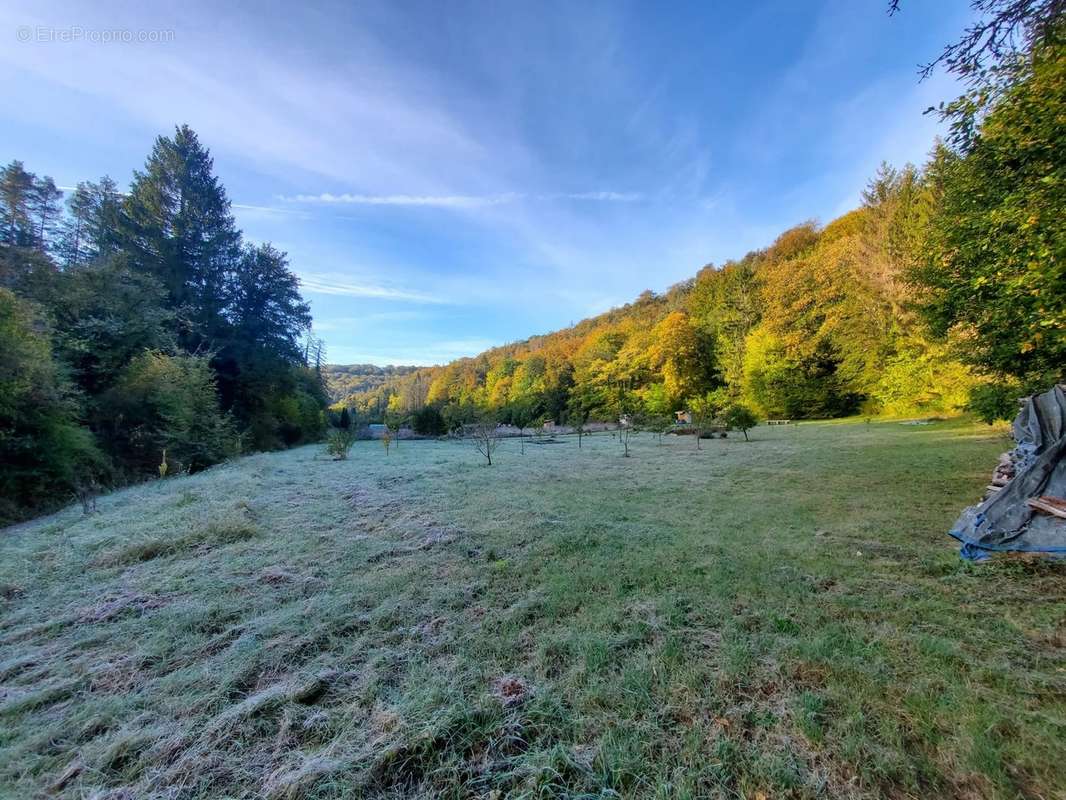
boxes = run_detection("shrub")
[968,383,1020,425]
[325,427,356,460]
[412,405,447,436]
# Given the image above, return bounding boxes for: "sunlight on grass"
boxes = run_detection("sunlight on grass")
[1,420,1062,798]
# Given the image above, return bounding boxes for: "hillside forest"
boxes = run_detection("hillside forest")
[322,365,420,404]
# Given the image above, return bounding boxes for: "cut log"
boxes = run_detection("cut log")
[1026,496,1066,520]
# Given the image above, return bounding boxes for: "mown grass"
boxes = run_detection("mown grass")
[1,419,1063,799]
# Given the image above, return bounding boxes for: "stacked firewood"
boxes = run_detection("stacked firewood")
[984,452,1066,519]
[985,452,1016,497]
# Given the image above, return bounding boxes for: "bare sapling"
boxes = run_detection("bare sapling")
[469,418,500,465]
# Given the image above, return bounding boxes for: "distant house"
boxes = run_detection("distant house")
[675,410,692,424]
[368,423,386,437]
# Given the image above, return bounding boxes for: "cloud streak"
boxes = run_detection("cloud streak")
[279,191,642,208]
[297,271,449,304]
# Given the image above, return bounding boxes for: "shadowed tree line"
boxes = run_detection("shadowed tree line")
[1,126,326,523]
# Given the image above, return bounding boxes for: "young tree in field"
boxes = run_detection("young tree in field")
[326,427,356,460]
[721,403,758,441]
[509,399,534,454]
[384,409,405,449]
[567,387,595,449]
[469,417,500,465]
[618,413,638,457]
[647,414,673,445]
[689,394,720,451]
[571,413,588,448]
[616,387,644,458]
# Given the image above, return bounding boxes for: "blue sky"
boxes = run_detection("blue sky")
[2,0,973,365]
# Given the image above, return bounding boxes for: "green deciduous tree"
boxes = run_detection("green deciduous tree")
[100,351,234,475]
[913,42,1065,388]
[0,289,103,523]
[721,404,758,441]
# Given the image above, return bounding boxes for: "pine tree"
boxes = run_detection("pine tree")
[58,178,123,267]
[120,125,241,349]
[0,161,36,247]
[29,176,62,251]
[226,243,312,363]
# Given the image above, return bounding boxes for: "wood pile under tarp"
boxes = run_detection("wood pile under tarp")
[950,384,1066,559]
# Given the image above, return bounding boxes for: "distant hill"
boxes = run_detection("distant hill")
[322,364,420,403]
[335,189,981,426]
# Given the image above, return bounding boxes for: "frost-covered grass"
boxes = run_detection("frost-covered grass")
[1,420,1063,799]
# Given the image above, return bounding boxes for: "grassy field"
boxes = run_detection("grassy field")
[1,420,1064,799]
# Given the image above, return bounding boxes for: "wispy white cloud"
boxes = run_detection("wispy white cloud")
[558,191,641,202]
[279,191,641,208]
[296,271,449,304]
[232,202,307,216]
[281,192,520,208]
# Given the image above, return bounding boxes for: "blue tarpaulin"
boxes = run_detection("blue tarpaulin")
[950,385,1066,560]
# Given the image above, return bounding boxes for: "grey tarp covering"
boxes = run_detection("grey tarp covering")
[950,384,1066,558]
